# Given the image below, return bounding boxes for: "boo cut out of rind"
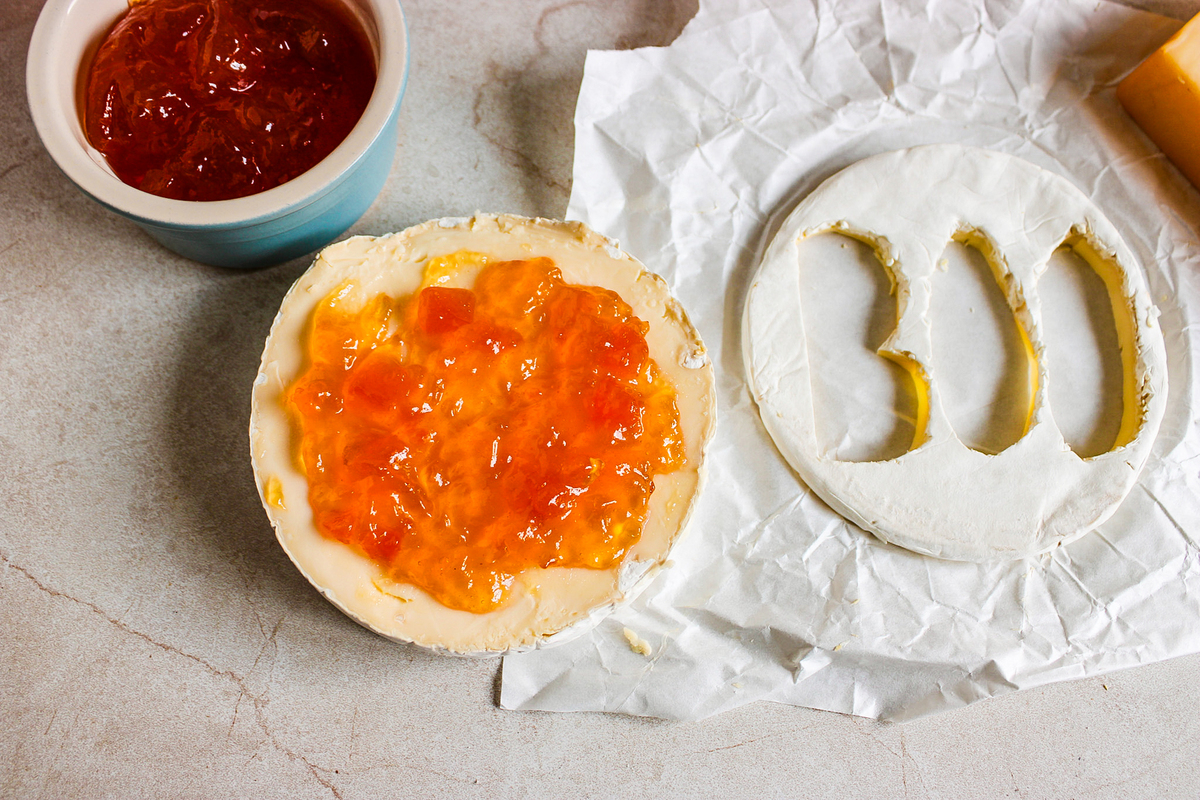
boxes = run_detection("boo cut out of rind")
[743,145,1168,561]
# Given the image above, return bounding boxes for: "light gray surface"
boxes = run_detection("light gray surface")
[3,0,1199,797]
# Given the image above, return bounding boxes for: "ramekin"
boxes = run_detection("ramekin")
[26,0,409,269]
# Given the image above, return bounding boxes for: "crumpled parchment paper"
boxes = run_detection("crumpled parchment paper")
[500,0,1200,722]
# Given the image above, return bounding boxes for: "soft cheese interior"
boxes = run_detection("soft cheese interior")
[250,214,716,654]
[744,145,1168,561]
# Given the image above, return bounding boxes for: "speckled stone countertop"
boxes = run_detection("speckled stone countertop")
[3,1,1199,797]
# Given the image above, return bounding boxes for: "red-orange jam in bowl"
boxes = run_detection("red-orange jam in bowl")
[82,0,376,201]
[284,256,686,614]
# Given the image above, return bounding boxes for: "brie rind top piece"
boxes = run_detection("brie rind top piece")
[744,145,1168,561]
[250,214,716,654]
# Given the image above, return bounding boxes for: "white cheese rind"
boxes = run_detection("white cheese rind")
[744,145,1168,561]
[249,214,716,654]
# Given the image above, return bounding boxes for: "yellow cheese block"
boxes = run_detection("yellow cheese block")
[1118,13,1200,190]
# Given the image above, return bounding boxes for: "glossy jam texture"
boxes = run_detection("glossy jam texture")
[83,0,376,201]
[284,255,686,613]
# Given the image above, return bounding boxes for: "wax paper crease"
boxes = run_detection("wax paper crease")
[500,0,1200,722]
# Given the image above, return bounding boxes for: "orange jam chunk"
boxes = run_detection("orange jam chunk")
[284,256,686,613]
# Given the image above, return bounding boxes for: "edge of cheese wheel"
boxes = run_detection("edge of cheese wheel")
[248,214,717,655]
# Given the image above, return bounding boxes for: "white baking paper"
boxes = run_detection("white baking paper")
[500,0,1200,721]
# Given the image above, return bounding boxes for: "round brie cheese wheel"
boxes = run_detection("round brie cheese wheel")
[744,145,1168,561]
[250,214,716,654]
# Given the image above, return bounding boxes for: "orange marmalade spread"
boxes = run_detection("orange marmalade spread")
[83,0,375,201]
[284,255,686,613]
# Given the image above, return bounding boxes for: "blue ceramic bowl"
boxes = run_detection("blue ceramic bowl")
[26,0,409,269]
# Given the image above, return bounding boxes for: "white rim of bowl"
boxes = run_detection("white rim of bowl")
[26,0,409,229]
